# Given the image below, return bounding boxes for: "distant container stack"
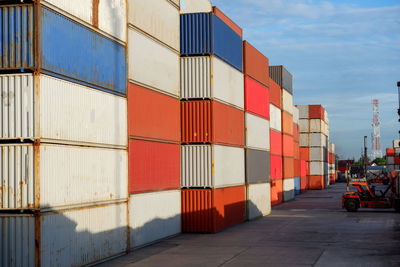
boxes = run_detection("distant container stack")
[328,142,336,184]
[293,107,301,195]
[270,66,295,201]
[269,78,283,205]
[298,105,330,190]
[180,3,246,232]
[386,140,400,172]
[243,41,271,220]
[0,2,129,265]
[127,0,181,248]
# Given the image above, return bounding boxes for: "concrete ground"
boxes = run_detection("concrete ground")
[99,183,400,267]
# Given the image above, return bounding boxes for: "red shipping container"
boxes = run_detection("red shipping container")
[182,185,245,233]
[309,105,325,120]
[294,142,300,159]
[282,134,294,157]
[300,160,307,177]
[270,129,282,156]
[181,100,244,147]
[300,175,308,192]
[244,76,270,119]
[387,148,395,156]
[269,78,281,109]
[243,42,269,87]
[395,157,400,165]
[294,159,301,177]
[282,111,293,135]
[128,139,180,194]
[293,124,299,143]
[271,178,283,206]
[283,156,294,179]
[300,147,310,161]
[128,83,180,143]
[213,6,243,38]
[270,155,282,180]
[309,175,324,190]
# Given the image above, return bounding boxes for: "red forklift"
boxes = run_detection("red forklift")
[342,171,400,212]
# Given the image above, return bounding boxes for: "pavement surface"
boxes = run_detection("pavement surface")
[98,183,400,267]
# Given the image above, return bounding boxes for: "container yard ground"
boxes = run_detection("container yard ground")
[99,183,400,267]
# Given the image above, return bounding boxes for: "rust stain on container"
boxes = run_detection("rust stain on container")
[92,0,100,28]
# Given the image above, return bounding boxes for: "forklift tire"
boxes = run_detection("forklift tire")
[345,199,359,212]
[395,200,400,213]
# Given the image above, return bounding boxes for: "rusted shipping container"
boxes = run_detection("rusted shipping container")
[269,78,281,108]
[270,129,282,156]
[0,5,127,95]
[244,77,270,120]
[270,155,282,180]
[128,139,180,194]
[245,149,270,184]
[270,178,283,206]
[269,65,293,94]
[128,83,180,144]
[282,134,294,157]
[243,42,269,87]
[282,111,294,136]
[182,185,245,233]
[309,175,324,190]
[309,105,325,120]
[213,6,243,38]
[283,156,294,179]
[181,100,244,147]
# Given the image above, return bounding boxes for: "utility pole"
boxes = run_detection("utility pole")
[364,136,368,178]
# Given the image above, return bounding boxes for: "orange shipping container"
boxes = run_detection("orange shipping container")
[271,178,283,206]
[294,159,301,177]
[387,148,395,157]
[181,100,244,147]
[293,124,299,143]
[269,78,281,109]
[294,142,300,159]
[309,175,324,190]
[282,134,294,157]
[283,156,294,178]
[128,83,180,143]
[300,147,310,161]
[282,111,293,135]
[309,105,325,120]
[243,41,269,87]
[182,186,245,233]
[213,6,243,38]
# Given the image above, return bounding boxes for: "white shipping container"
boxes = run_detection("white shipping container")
[247,183,271,220]
[283,178,295,202]
[310,147,325,162]
[293,106,299,125]
[394,140,400,148]
[128,0,180,51]
[299,133,309,147]
[180,0,212,13]
[180,56,244,109]
[281,90,293,115]
[0,143,128,210]
[310,161,324,176]
[309,119,322,133]
[128,28,180,97]
[297,105,309,119]
[129,190,181,248]
[245,113,270,151]
[270,104,282,132]
[0,203,128,266]
[329,142,335,154]
[42,0,127,42]
[181,145,245,188]
[0,74,127,147]
[299,119,309,133]
[310,133,327,147]
[324,109,329,123]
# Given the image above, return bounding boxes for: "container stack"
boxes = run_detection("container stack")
[180,3,246,233]
[127,0,181,248]
[270,66,295,201]
[0,2,128,265]
[328,142,336,184]
[293,107,301,195]
[243,41,271,220]
[298,105,330,190]
[269,78,283,205]
[386,140,400,173]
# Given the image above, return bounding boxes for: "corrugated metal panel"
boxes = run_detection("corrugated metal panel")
[0,74,34,140]
[310,147,326,162]
[246,183,271,220]
[309,119,322,133]
[213,6,242,38]
[269,66,293,94]
[181,145,245,188]
[0,214,35,266]
[282,111,293,136]
[310,133,326,147]
[128,83,180,143]
[129,190,181,248]
[0,5,35,70]
[128,139,180,194]
[282,134,294,157]
[269,78,281,109]
[41,203,128,266]
[181,56,244,109]
[283,156,294,178]
[245,149,270,184]
[270,104,281,132]
[245,113,270,150]
[0,144,34,210]
[40,6,127,95]
[283,178,295,201]
[309,105,325,120]
[299,133,309,147]
[98,0,127,42]
[244,76,269,120]
[181,100,212,144]
[212,101,244,147]
[297,105,309,119]
[243,41,269,87]
[309,175,324,189]
[180,0,212,14]
[128,0,179,51]
[310,161,324,175]
[270,129,282,156]
[180,13,243,72]
[282,90,293,115]
[128,27,179,97]
[299,119,309,133]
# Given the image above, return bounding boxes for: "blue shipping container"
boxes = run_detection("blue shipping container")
[180,13,242,72]
[0,5,126,95]
[294,177,301,195]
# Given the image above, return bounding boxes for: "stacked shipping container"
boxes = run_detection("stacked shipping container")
[0,1,128,265]
[328,142,336,184]
[243,41,271,220]
[293,107,301,195]
[180,4,246,232]
[386,140,400,173]
[127,0,181,248]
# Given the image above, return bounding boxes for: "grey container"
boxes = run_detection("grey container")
[269,65,293,94]
[245,149,270,184]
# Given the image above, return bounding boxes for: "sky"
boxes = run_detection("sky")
[209,0,400,159]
